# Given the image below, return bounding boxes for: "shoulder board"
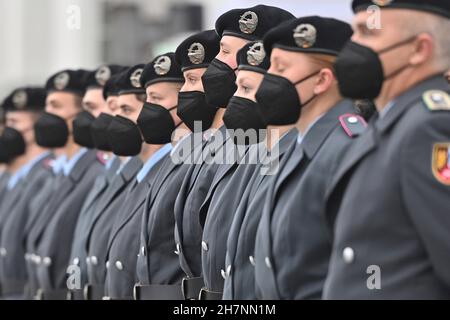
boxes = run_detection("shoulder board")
[423,90,450,111]
[339,113,368,138]
[96,151,108,165]
[43,158,53,169]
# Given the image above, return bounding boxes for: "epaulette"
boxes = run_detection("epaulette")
[423,90,450,111]
[339,113,368,138]
[96,151,108,165]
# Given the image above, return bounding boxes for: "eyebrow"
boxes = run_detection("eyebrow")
[120,104,133,110]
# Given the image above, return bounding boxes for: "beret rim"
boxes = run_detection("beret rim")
[181,64,211,72]
[118,88,146,96]
[47,89,86,97]
[353,3,450,19]
[222,30,259,41]
[144,78,185,88]
[237,65,267,74]
[271,44,340,57]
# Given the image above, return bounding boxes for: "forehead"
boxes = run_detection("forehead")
[146,82,177,94]
[183,68,207,77]
[46,91,76,104]
[270,47,308,62]
[83,88,104,102]
[5,110,33,121]
[237,69,263,81]
[117,93,140,106]
[221,35,248,49]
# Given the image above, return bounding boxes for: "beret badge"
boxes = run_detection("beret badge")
[293,24,317,48]
[12,90,28,109]
[54,72,70,90]
[154,56,172,76]
[247,42,266,66]
[188,42,206,65]
[239,11,258,34]
[130,68,144,88]
[96,66,112,86]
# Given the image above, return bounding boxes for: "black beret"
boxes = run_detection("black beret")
[263,16,353,56]
[215,5,295,41]
[237,41,270,73]
[102,71,127,100]
[1,87,47,113]
[45,69,91,96]
[116,64,146,95]
[175,30,221,71]
[353,0,450,19]
[140,53,184,88]
[85,64,128,90]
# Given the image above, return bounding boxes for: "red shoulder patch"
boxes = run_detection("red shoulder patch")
[96,151,108,165]
[339,113,368,138]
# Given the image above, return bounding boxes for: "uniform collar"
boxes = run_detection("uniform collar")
[6,151,50,190]
[136,144,172,183]
[63,148,88,176]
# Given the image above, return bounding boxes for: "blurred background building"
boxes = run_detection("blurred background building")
[0,0,352,99]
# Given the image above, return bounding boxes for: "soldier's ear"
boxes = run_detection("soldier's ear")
[313,68,335,96]
[409,33,433,66]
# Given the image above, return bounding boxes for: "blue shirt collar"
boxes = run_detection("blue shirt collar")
[297,114,324,145]
[105,154,117,170]
[136,144,172,183]
[63,148,88,176]
[7,152,50,190]
[51,154,67,175]
[116,157,131,175]
[379,100,396,119]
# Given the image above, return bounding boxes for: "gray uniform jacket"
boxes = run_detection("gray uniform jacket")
[253,100,363,299]
[323,76,450,299]
[32,150,104,299]
[84,156,142,299]
[104,154,167,300]
[0,155,52,297]
[222,129,299,300]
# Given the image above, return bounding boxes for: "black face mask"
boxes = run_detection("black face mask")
[0,127,26,163]
[255,71,319,126]
[137,102,180,145]
[34,112,69,148]
[223,96,267,144]
[202,59,238,107]
[73,111,96,149]
[335,36,417,100]
[177,91,217,132]
[107,115,142,156]
[90,113,114,152]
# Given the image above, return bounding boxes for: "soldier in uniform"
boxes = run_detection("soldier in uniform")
[84,70,143,300]
[174,4,293,300]
[102,63,173,300]
[67,65,126,300]
[221,41,299,300]
[323,0,450,299]
[133,31,219,300]
[0,88,52,299]
[28,69,105,300]
[251,16,365,299]
[198,6,294,300]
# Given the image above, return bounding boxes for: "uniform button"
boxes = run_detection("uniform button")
[265,257,272,269]
[35,255,42,265]
[221,269,227,280]
[91,256,98,265]
[343,247,355,264]
[115,260,123,270]
[202,241,209,252]
[43,257,52,266]
[348,116,358,124]
[73,257,79,266]
[226,265,231,276]
[105,261,110,269]
[141,246,146,256]
[249,256,256,267]
[86,257,90,265]
[174,243,181,255]
[0,248,7,257]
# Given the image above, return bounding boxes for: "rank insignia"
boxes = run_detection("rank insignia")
[432,143,450,186]
[423,90,450,111]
